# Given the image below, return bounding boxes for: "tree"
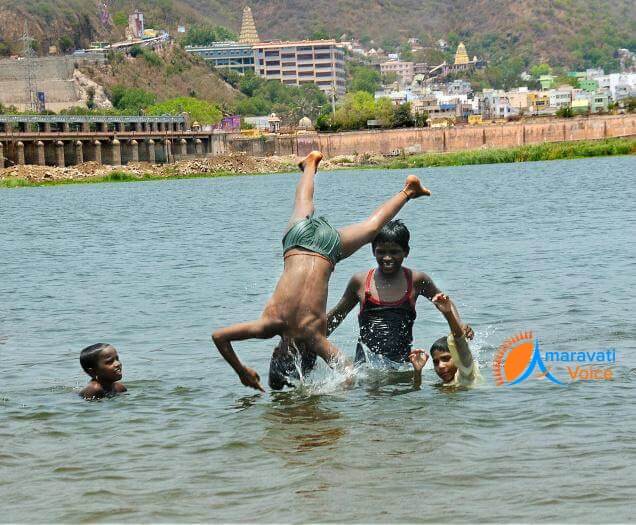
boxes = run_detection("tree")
[349,65,381,94]
[381,72,398,85]
[530,63,552,77]
[110,86,157,113]
[238,71,261,97]
[393,102,414,128]
[375,97,395,128]
[556,106,573,118]
[147,97,222,124]
[182,25,236,46]
[59,36,74,53]
[112,11,128,27]
[331,91,376,130]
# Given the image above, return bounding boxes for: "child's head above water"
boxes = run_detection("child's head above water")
[372,220,410,274]
[430,336,457,384]
[80,343,123,384]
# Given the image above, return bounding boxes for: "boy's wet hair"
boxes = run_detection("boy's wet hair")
[372,219,410,252]
[80,343,111,376]
[430,336,450,358]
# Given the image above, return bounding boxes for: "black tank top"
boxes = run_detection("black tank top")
[357,268,417,363]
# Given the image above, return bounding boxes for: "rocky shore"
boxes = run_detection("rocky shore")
[0,152,387,185]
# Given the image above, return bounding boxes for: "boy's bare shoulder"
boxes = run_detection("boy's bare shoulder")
[113,382,127,393]
[410,269,440,298]
[79,381,105,400]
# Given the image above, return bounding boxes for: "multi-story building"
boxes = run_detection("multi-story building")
[549,88,572,108]
[184,7,346,97]
[253,40,346,96]
[185,42,256,74]
[591,92,609,113]
[380,60,415,84]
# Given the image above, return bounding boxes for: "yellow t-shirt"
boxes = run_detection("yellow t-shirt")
[443,333,482,387]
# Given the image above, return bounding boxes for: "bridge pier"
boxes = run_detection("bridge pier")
[147,139,156,163]
[195,139,203,155]
[94,140,102,164]
[75,141,84,164]
[178,138,187,157]
[55,141,65,167]
[0,142,4,168]
[130,140,139,162]
[36,141,46,166]
[16,142,25,165]
[164,139,172,163]
[111,139,121,165]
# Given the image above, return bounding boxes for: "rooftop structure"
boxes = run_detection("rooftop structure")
[238,6,260,44]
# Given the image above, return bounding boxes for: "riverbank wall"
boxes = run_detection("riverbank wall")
[229,114,636,158]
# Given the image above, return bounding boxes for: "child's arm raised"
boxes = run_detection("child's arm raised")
[409,349,429,389]
[416,271,474,339]
[326,275,362,336]
[431,293,474,373]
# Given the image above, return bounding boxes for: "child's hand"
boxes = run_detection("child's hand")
[431,292,453,313]
[409,349,429,371]
[463,324,475,340]
[239,367,265,392]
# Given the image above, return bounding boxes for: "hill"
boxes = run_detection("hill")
[0,1,634,73]
[82,45,237,109]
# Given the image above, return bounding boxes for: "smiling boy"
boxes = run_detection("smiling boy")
[79,343,127,400]
[327,220,473,366]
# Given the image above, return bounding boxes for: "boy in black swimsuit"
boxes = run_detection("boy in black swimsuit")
[327,220,473,366]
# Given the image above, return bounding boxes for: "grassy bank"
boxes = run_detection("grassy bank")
[383,137,636,169]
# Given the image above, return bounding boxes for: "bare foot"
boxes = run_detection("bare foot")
[298,150,323,172]
[403,174,431,199]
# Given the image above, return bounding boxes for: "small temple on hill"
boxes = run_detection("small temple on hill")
[238,6,260,44]
[428,41,486,79]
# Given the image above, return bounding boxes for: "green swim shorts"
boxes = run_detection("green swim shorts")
[282,215,342,265]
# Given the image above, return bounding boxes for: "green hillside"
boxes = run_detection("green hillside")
[1,0,634,72]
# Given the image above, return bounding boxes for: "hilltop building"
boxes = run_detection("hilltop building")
[127,10,144,40]
[428,42,485,79]
[185,6,345,97]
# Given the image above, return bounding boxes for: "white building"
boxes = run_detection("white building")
[594,73,636,101]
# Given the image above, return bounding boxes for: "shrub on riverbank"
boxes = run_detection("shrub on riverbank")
[385,138,636,168]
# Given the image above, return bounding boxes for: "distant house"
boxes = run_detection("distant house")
[380,60,415,84]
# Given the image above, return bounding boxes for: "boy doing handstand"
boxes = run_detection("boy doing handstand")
[212,151,430,392]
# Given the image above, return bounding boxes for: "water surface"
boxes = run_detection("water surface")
[1,156,635,522]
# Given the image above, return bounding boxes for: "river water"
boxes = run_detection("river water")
[1,156,635,523]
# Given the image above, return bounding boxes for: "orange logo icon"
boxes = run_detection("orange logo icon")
[493,331,563,386]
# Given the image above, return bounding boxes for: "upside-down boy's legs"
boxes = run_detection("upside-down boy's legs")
[338,175,431,260]
[286,151,323,230]
[212,318,282,392]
